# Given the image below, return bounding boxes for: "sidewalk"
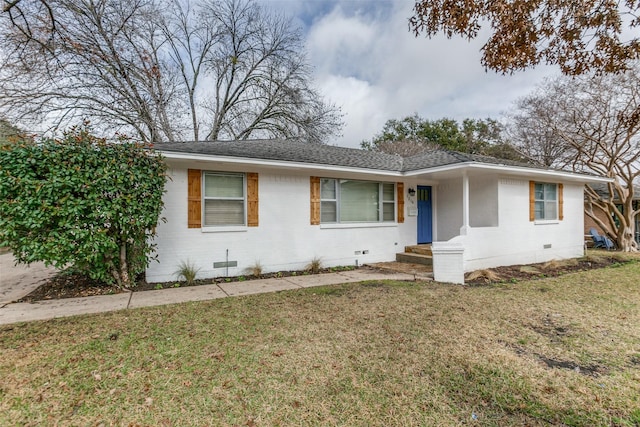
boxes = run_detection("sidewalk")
[0,252,56,305]
[0,268,428,325]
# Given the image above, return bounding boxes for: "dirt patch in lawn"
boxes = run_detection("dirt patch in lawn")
[464,254,629,285]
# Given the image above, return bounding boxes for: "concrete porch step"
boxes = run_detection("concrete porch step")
[404,245,433,256]
[396,252,433,266]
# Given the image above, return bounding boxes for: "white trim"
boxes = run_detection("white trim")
[320,223,398,229]
[404,163,612,183]
[161,151,613,184]
[201,226,248,233]
[161,151,402,177]
[534,220,560,226]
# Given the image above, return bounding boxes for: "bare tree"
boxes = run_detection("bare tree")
[0,0,342,143]
[509,70,640,252]
[2,0,57,49]
[1,0,181,141]
[365,138,438,157]
[506,89,577,168]
[197,0,340,142]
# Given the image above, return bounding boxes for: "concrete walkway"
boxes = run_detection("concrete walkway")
[0,252,56,305]
[0,266,426,325]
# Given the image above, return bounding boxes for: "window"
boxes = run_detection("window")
[203,172,245,226]
[534,182,558,220]
[320,178,395,223]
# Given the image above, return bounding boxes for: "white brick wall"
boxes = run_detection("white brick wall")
[147,159,588,284]
[146,162,417,282]
[453,178,585,273]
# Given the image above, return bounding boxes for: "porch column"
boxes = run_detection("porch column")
[460,171,470,235]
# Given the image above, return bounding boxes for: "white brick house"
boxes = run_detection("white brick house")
[148,140,610,284]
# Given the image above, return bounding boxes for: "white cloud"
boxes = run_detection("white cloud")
[317,75,389,146]
[301,0,556,147]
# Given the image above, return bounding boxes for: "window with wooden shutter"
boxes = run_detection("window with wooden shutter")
[247,173,259,227]
[530,181,562,221]
[397,182,404,223]
[310,176,320,225]
[187,169,202,228]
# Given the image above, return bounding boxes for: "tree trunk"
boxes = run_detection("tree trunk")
[119,244,131,288]
[618,226,639,252]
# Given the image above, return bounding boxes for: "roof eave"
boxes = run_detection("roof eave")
[159,150,403,177]
[404,162,613,183]
[159,150,612,183]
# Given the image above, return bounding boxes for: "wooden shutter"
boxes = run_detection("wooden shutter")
[310,176,320,225]
[247,173,259,227]
[188,169,202,228]
[397,182,404,223]
[529,181,535,222]
[558,183,564,220]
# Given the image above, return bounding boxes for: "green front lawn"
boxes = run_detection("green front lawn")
[1,256,639,426]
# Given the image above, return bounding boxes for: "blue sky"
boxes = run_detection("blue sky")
[266,0,556,148]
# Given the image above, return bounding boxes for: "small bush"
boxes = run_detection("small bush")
[306,257,323,274]
[245,261,263,277]
[174,260,200,285]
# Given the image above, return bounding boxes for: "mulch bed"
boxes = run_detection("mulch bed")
[18,255,630,302]
[464,254,629,285]
[17,266,358,302]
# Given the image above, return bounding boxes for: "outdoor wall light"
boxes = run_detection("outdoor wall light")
[408,187,416,197]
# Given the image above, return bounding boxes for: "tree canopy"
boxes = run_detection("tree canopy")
[0,0,342,143]
[409,0,640,75]
[361,115,528,162]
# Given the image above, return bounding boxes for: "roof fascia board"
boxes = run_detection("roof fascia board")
[160,151,403,177]
[161,151,612,183]
[404,162,613,183]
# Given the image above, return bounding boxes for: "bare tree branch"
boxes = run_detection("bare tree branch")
[0,0,342,143]
[508,68,640,251]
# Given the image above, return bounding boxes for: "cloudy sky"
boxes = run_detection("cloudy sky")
[268,0,557,148]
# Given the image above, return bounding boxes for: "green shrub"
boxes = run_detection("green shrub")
[0,125,166,288]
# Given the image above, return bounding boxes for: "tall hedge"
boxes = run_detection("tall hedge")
[0,126,167,288]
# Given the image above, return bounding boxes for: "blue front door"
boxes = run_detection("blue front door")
[417,186,432,244]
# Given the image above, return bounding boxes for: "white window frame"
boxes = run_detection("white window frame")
[202,172,246,227]
[320,178,396,224]
[534,182,558,221]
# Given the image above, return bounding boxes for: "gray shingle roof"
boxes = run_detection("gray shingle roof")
[588,182,640,200]
[152,139,537,172]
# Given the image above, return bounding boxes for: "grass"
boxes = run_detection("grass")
[1,255,640,426]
